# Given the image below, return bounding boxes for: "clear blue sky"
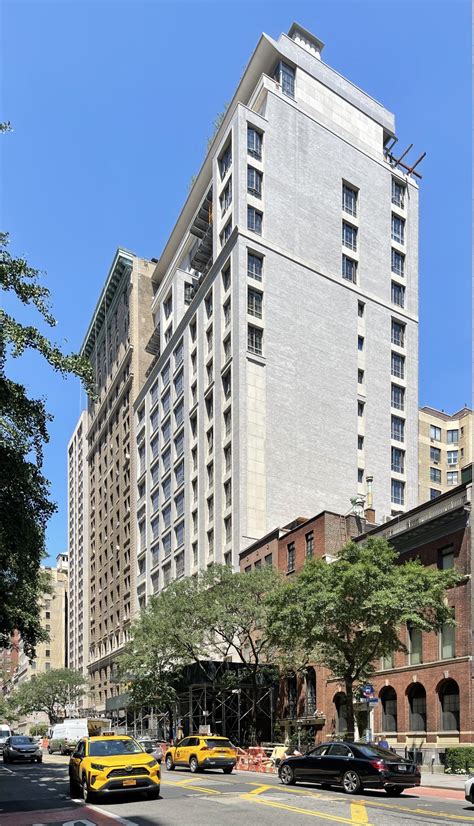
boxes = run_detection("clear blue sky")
[1,0,471,563]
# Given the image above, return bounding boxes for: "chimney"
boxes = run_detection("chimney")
[364,508,376,524]
[288,23,325,60]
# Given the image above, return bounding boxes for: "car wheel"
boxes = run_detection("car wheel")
[48,747,53,755]
[82,775,95,803]
[147,787,160,800]
[385,786,404,796]
[189,756,199,774]
[280,764,296,785]
[165,754,175,771]
[223,766,233,774]
[36,756,43,763]
[342,770,362,794]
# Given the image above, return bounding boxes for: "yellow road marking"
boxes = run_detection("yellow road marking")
[247,783,273,795]
[164,778,221,794]
[360,798,474,823]
[242,794,373,825]
[350,802,369,823]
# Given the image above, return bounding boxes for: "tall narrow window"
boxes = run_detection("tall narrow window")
[274,61,295,98]
[342,183,358,217]
[391,282,405,308]
[248,206,263,234]
[248,325,263,356]
[287,542,296,572]
[247,166,262,198]
[391,320,405,347]
[342,222,357,251]
[391,415,405,442]
[408,624,422,664]
[248,252,263,281]
[342,255,357,283]
[391,249,405,277]
[391,214,405,244]
[391,478,405,506]
[391,384,405,410]
[247,126,262,159]
[392,178,405,208]
[247,287,263,318]
[391,447,405,473]
[391,352,405,379]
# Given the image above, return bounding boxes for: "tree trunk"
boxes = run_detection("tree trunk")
[344,677,355,741]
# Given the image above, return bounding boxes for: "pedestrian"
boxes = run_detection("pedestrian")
[378,737,389,750]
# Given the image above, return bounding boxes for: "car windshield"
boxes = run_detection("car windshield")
[89,739,143,757]
[357,745,400,760]
[205,739,232,749]
[11,737,33,745]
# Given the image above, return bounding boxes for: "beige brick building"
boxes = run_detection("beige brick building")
[419,406,472,503]
[80,249,154,712]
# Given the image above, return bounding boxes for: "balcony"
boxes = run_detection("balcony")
[190,188,213,275]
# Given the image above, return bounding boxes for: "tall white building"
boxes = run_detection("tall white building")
[67,411,89,692]
[134,22,419,600]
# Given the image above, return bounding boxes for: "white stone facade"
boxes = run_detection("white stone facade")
[67,411,89,688]
[134,24,419,600]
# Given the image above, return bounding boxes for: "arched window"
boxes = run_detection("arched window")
[438,679,460,731]
[380,686,397,732]
[287,673,297,718]
[407,683,426,732]
[334,692,347,734]
[306,667,316,715]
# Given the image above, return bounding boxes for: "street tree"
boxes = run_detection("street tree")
[9,668,88,725]
[0,207,94,656]
[266,537,461,740]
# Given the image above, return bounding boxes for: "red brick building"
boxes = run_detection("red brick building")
[240,467,473,763]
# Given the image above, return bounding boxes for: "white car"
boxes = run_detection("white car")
[465,775,474,803]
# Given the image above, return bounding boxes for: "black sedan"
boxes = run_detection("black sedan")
[3,735,43,763]
[279,742,420,795]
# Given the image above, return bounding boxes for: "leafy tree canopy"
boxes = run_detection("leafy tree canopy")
[266,537,461,739]
[9,668,88,725]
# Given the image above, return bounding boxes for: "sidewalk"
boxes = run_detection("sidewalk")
[419,770,467,791]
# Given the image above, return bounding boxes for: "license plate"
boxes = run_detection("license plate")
[123,779,137,786]
[397,765,407,772]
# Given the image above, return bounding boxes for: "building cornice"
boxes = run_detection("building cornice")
[81,249,136,359]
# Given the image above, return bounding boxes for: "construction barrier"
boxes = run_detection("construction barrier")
[235,746,278,774]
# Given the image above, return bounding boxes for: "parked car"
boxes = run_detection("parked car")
[165,735,236,774]
[49,718,112,755]
[3,735,43,763]
[278,741,421,795]
[0,725,11,749]
[465,774,474,803]
[69,733,160,802]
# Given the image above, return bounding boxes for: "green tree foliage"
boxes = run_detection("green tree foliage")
[266,538,461,740]
[9,668,88,725]
[29,723,49,737]
[0,223,94,657]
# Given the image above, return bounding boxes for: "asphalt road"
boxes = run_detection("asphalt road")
[1,753,473,826]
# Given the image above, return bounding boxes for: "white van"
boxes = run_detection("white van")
[48,718,111,755]
[0,725,11,747]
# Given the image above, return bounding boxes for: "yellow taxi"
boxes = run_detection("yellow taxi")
[165,735,236,774]
[69,733,160,802]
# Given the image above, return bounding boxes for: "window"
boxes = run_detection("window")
[287,542,295,572]
[358,335,364,352]
[205,292,213,319]
[192,542,198,567]
[391,447,405,474]
[184,282,194,305]
[248,206,263,234]
[358,369,364,384]
[223,335,232,362]
[447,450,458,465]
[391,214,405,244]
[408,624,422,664]
[205,396,213,421]
[305,532,314,557]
[163,294,172,320]
[254,558,261,569]
[220,179,232,214]
[391,282,405,308]
[358,301,365,317]
[248,325,263,356]
[439,679,460,731]
[342,222,357,251]
[206,326,213,354]
[174,401,184,428]
[391,249,405,277]
[223,299,231,328]
[176,551,185,579]
[430,446,441,462]
[161,363,170,388]
[162,532,171,557]
[222,264,231,291]
[248,287,263,318]
[430,425,441,441]
[162,418,171,444]
[265,553,273,566]
[150,381,159,406]
[358,468,364,483]
[430,467,441,483]
[391,415,405,442]
[224,480,232,508]
[220,219,232,247]
[207,529,214,555]
[391,352,405,379]
[391,320,405,347]
[151,489,159,513]
[439,546,454,570]
[174,431,184,458]
[162,475,171,501]
[206,360,213,386]
[224,409,232,438]
[45,613,50,620]
[151,516,159,540]
[342,254,357,283]
[430,488,441,499]
[447,471,459,486]
[358,435,364,450]
[175,491,184,518]
[219,142,232,179]
[175,520,184,548]
[381,687,397,732]
[247,126,262,159]
[391,384,405,410]
[174,341,184,368]
[162,504,171,530]
[151,436,159,460]
[207,427,213,454]
[342,183,357,217]
[162,446,171,473]
[224,515,232,543]
[162,389,171,416]
[392,178,405,208]
[357,401,365,417]
[391,478,405,505]
[440,622,455,659]
[247,166,262,197]
[274,60,295,97]
[207,463,214,488]
[248,252,263,281]
[224,444,232,473]
[150,408,159,433]
[447,429,459,444]
[222,369,231,399]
